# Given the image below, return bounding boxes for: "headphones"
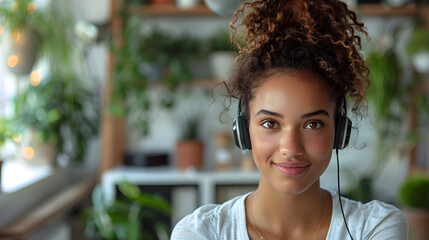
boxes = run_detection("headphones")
[232,98,352,150]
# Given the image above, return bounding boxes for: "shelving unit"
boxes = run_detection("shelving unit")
[100,1,429,178]
[127,3,419,17]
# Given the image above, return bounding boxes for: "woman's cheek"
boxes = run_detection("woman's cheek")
[250,127,279,161]
[306,134,334,161]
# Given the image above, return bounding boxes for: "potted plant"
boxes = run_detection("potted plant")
[399,174,429,240]
[82,181,171,240]
[109,15,150,136]
[206,30,237,81]
[0,0,99,166]
[12,74,99,165]
[138,28,201,105]
[109,10,202,135]
[0,0,41,75]
[176,117,204,171]
[0,0,76,76]
[366,47,406,171]
[353,32,427,202]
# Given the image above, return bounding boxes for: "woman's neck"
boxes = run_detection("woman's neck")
[248,176,330,238]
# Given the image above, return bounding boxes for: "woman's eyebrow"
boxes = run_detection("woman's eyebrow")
[255,109,284,118]
[301,110,330,119]
[255,109,330,119]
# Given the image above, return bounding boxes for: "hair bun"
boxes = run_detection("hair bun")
[229,0,370,114]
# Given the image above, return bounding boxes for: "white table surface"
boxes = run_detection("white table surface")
[102,166,261,205]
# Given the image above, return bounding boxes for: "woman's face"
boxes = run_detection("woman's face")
[248,70,336,195]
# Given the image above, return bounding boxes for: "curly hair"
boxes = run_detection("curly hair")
[227,0,370,117]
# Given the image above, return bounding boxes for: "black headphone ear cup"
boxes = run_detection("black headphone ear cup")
[334,115,352,150]
[238,116,252,150]
[232,117,241,149]
[232,116,252,150]
[342,118,352,149]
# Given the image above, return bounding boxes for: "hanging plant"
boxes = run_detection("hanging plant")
[12,74,99,163]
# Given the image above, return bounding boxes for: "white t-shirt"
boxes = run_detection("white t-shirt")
[171,191,408,240]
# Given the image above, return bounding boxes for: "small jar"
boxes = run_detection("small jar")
[240,151,256,172]
[213,132,234,170]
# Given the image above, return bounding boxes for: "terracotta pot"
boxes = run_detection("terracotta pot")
[403,208,429,240]
[176,140,203,171]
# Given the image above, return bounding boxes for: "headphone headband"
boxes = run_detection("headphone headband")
[237,98,242,115]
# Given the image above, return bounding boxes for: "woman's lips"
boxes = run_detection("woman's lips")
[273,161,310,176]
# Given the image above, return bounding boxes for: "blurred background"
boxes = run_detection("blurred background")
[0,0,428,239]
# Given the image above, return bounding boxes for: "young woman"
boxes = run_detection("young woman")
[172,0,408,239]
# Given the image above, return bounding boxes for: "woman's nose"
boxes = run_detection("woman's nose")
[279,128,304,158]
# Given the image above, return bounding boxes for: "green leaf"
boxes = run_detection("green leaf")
[118,181,141,199]
[46,109,61,124]
[133,193,171,215]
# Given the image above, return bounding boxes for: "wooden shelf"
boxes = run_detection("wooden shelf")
[128,3,420,17]
[356,3,418,16]
[148,79,223,89]
[128,4,217,16]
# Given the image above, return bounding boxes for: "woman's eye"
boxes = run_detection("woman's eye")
[305,121,323,129]
[261,120,278,129]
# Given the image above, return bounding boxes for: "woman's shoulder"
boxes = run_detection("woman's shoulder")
[329,191,408,239]
[171,192,251,240]
[339,194,406,222]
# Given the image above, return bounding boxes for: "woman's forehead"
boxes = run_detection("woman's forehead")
[249,71,335,115]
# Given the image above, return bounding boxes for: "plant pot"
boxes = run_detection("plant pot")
[385,0,410,7]
[403,208,429,240]
[213,132,233,171]
[176,0,201,9]
[73,0,112,25]
[208,51,236,81]
[203,0,242,16]
[8,28,41,76]
[411,51,429,74]
[176,140,203,171]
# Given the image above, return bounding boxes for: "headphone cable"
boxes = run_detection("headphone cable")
[336,148,354,240]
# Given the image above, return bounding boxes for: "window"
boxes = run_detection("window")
[0,24,54,193]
